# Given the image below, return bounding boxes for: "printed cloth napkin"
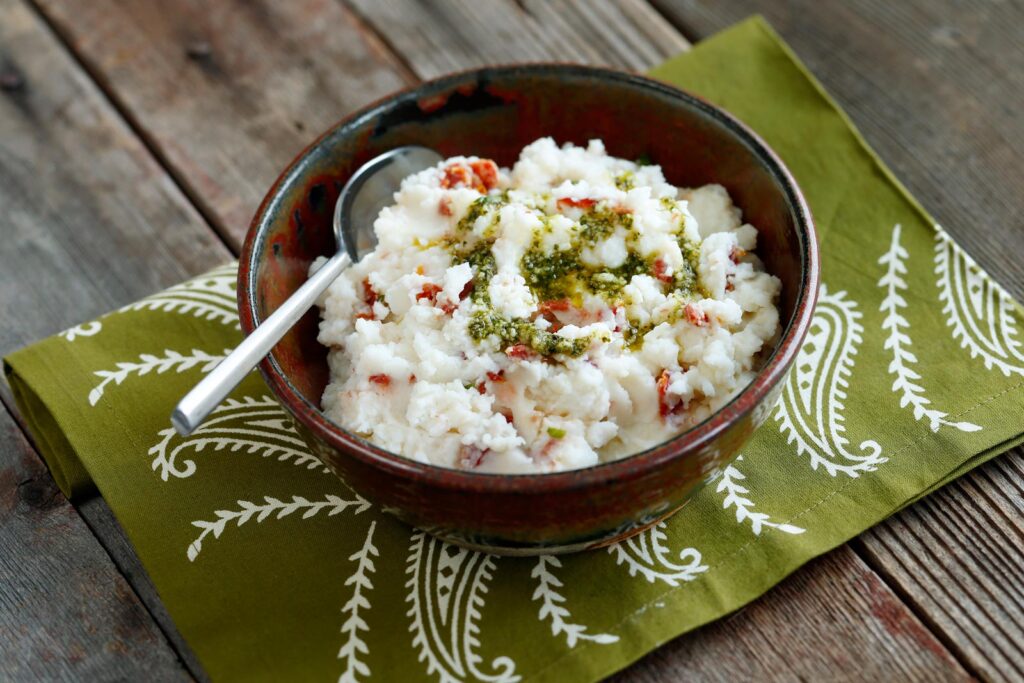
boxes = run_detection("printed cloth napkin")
[6,16,1024,682]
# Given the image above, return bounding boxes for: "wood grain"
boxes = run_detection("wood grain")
[0,0,228,369]
[346,0,689,78]
[611,546,969,682]
[32,0,414,250]
[0,399,190,680]
[0,0,230,677]
[650,1,1024,679]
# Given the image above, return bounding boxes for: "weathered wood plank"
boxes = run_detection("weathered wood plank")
[0,0,234,677]
[32,0,414,250]
[0,0,228,366]
[345,0,689,78]
[652,1,1024,679]
[854,455,1024,681]
[611,546,969,682]
[0,406,190,681]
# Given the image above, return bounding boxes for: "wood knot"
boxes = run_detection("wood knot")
[17,476,62,511]
[0,61,25,92]
[185,40,212,61]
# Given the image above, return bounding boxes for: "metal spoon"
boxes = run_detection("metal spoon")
[171,146,444,435]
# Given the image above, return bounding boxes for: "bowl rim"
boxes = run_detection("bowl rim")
[239,62,820,494]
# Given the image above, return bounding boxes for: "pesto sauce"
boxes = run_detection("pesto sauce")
[445,188,704,358]
[456,195,504,234]
[467,310,591,357]
[578,207,632,243]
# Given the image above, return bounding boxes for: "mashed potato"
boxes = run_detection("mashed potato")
[313,138,781,473]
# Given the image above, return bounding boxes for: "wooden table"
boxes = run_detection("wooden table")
[1,1,1021,680]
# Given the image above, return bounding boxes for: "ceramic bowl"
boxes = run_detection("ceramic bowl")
[239,64,819,555]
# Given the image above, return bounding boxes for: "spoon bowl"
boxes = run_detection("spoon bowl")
[171,145,441,436]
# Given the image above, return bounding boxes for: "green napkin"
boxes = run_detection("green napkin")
[6,16,1024,682]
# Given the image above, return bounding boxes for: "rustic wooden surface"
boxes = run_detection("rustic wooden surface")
[1,0,1021,680]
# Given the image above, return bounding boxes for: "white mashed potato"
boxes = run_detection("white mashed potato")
[313,138,781,473]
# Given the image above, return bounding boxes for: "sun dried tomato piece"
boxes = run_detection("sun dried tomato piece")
[368,374,391,387]
[416,282,443,302]
[438,197,453,216]
[440,163,472,189]
[538,299,572,314]
[469,159,499,190]
[505,344,532,359]
[458,445,490,469]
[458,280,474,300]
[657,369,671,417]
[362,278,378,307]
[653,259,674,284]
[486,370,505,382]
[685,303,708,327]
[556,197,597,210]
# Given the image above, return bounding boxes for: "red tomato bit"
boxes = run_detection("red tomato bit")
[685,303,709,327]
[469,159,499,190]
[556,197,597,210]
[438,197,453,216]
[538,299,572,314]
[368,374,391,387]
[505,344,533,359]
[486,370,505,382]
[657,369,671,417]
[362,278,378,308]
[652,258,674,284]
[458,445,490,469]
[416,282,444,302]
[440,163,473,189]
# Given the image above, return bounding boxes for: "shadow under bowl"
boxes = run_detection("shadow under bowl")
[239,64,819,555]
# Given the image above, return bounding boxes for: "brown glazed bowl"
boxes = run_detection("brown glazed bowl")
[239,64,819,555]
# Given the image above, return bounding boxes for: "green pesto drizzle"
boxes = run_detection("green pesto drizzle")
[456,195,505,235]
[467,310,593,357]
[443,190,703,358]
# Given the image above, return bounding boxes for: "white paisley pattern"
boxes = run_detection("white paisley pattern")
[531,555,618,648]
[879,225,981,432]
[405,531,520,683]
[934,226,1024,377]
[716,456,805,536]
[186,493,371,562]
[148,395,328,480]
[339,521,379,683]
[88,347,227,406]
[120,262,240,329]
[775,285,887,477]
[607,522,708,586]
[60,321,102,342]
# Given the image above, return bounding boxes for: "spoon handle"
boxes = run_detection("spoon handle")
[171,251,351,435]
